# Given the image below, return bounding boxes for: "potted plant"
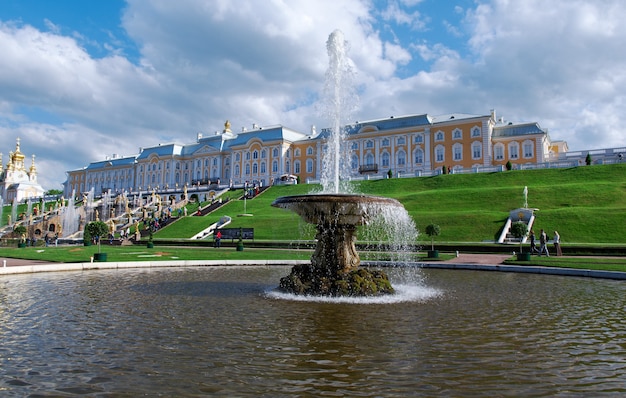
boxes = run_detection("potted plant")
[147,228,154,248]
[425,223,440,258]
[510,221,530,261]
[85,221,110,262]
[13,225,27,248]
[236,227,244,251]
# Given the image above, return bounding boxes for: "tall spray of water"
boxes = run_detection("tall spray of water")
[319,29,358,194]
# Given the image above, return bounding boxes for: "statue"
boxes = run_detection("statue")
[523,186,528,209]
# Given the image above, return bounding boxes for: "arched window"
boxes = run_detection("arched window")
[306,159,313,173]
[246,152,251,161]
[245,164,250,175]
[397,137,406,145]
[261,149,267,159]
[365,153,375,165]
[382,152,390,167]
[261,162,266,174]
[294,160,300,174]
[307,146,314,155]
[471,126,481,137]
[508,142,519,159]
[253,163,258,174]
[272,160,278,173]
[382,138,390,147]
[523,141,534,158]
[415,135,423,144]
[351,142,358,150]
[272,148,279,157]
[285,161,290,173]
[453,143,463,161]
[453,129,462,140]
[472,142,482,159]
[435,145,445,162]
[253,150,258,159]
[294,148,301,157]
[494,144,505,160]
[235,164,240,176]
[435,131,444,141]
[366,140,374,149]
[351,155,358,170]
[397,150,406,166]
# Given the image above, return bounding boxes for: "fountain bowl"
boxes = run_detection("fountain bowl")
[271,194,403,226]
[272,194,405,296]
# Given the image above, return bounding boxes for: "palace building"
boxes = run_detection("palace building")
[65,109,569,197]
[1,138,46,202]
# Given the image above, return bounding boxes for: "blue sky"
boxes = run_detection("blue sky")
[1,0,625,189]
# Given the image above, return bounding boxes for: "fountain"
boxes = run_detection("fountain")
[60,190,80,238]
[11,198,18,226]
[271,30,416,296]
[0,196,3,226]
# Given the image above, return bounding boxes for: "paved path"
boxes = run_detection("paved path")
[442,253,511,265]
[0,257,49,267]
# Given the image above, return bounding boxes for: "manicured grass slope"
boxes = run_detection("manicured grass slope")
[156,164,626,243]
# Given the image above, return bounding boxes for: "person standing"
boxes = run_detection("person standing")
[215,230,222,248]
[553,231,562,256]
[539,229,550,256]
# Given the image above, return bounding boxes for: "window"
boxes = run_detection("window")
[246,152,251,161]
[415,135,423,144]
[471,127,481,137]
[351,142,359,150]
[453,144,463,161]
[366,140,374,149]
[472,142,482,159]
[453,129,462,139]
[382,152,390,167]
[272,148,279,157]
[306,146,314,155]
[294,148,301,157]
[382,138,390,147]
[261,149,267,159]
[253,150,258,159]
[523,141,534,158]
[234,165,240,176]
[435,131,444,141]
[494,144,504,160]
[285,161,290,173]
[294,161,300,174]
[272,160,278,173]
[306,159,313,173]
[261,162,266,174]
[235,153,240,162]
[509,143,519,159]
[351,155,358,170]
[414,148,424,164]
[245,164,250,175]
[397,150,406,166]
[435,145,445,162]
[252,163,258,174]
[213,158,218,166]
[397,137,406,145]
[365,153,375,165]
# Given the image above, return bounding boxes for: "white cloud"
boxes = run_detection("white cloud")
[1,0,625,191]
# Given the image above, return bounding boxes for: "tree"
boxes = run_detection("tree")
[585,153,592,165]
[510,221,528,254]
[85,221,109,253]
[425,224,441,251]
[506,161,513,171]
[46,189,63,195]
[13,225,27,244]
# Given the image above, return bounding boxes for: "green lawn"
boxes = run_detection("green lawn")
[154,164,626,244]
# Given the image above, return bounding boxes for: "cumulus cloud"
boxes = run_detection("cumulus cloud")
[0,0,625,190]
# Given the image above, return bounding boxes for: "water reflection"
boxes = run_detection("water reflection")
[0,266,625,396]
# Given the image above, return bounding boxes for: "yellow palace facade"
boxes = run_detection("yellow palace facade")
[65,109,567,196]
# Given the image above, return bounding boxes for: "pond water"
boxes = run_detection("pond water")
[1,266,625,396]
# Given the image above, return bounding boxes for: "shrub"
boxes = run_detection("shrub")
[85,221,109,253]
[506,161,513,171]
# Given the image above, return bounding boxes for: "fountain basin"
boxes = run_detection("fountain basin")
[272,194,404,296]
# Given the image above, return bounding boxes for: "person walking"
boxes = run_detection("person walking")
[529,230,539,254]
[553,231,562,256]
[539,229,550,256]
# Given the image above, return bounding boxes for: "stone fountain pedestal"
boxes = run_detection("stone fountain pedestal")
[272,194,402,296]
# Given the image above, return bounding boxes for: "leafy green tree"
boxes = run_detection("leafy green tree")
[510,221,528,253]
[425,224,441,251]
[85,221,109,253]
